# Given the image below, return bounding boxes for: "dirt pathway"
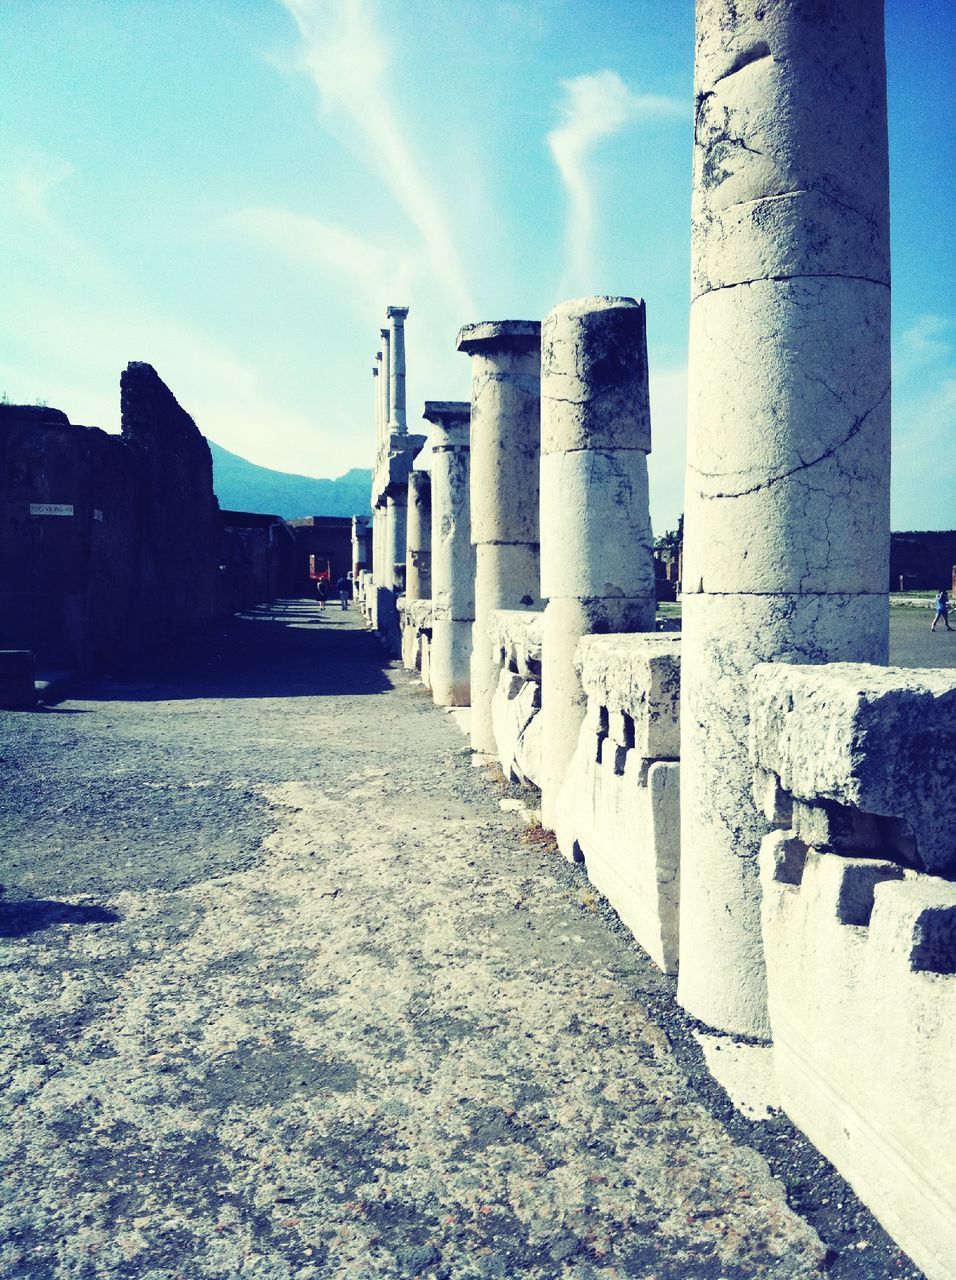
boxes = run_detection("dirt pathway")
[0,600,919,1279]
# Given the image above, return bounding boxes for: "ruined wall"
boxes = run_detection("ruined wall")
[287,517,354,591]
[120,362,222,653]
[0,364,225,671]
[219,512,298,615]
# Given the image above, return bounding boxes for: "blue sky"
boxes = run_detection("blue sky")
[1,0,952,532]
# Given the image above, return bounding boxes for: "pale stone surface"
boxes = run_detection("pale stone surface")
[398,597,433,674]
[555,635,682,974]
[692,1034,780,1123]
[424,402,473,707]
[679,0,891,1036]
[539,297,656,829]
[457,321,541,753]
[488,609,544,787]
[406,470,432,602]
[679,593,887,1037]
[760,842,956,1280]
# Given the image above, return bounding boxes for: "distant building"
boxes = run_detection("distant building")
[287,516,354,590]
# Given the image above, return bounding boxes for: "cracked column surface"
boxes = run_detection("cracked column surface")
[425,402,473,707]
[406,471,432,602]
[387,306,409,433]
[540,297,657,830]
[457,321,542,755]
[679,0,891,1037]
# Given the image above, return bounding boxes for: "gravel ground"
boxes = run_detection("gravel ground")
[0,599,927,1279]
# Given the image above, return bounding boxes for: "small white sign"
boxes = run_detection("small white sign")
[30,503,74,517]
[93,509,104,522]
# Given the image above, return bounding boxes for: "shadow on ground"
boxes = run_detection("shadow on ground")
[0,896,120,938]
[67,598,391,702]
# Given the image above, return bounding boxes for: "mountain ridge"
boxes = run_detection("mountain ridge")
[209,439,372,520]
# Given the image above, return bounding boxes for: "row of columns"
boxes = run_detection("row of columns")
[360,0,891,1045]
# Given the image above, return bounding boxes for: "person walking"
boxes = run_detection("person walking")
[316,577,328,610]
[336,575,350,610]
[931,588,953,632]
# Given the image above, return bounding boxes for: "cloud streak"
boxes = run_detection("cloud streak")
[548,71,683,294]
[279,0,475,319]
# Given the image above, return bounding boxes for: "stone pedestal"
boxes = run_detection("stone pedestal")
[406,471,432,602]
[678,0,891,1037]
[539,296,657,828]
[457,321,541,754]
[425,401,473,707]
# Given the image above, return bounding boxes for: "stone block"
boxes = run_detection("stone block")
[573,633,680,761]
[760,844,956,1280]
[750,662,956,876]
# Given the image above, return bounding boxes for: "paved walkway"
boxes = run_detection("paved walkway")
[0,601,922,1279]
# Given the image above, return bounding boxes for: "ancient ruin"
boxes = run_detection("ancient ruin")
[539,296,657,826]
[456,321,543,756]
[679,0,892,1039]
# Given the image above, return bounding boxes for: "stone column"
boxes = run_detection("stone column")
[539,297,657,829]
[457,321,542,754]
[425,401,473,707]
[406,471,432,602]
[387,306,409,433]
[385,493,407,593]
[351,515,369,580]
[380,330,391,441]
[679,0,891,1037]
[374,355,384,441]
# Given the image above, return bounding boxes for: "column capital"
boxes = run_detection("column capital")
[456,320,540,356]
[386,304,409,321]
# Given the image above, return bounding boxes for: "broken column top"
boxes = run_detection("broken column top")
[387,305,409,320]
[423,400,470,425]
[456,320,540,355]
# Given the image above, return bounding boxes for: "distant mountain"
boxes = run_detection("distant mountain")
[208,439,372,519]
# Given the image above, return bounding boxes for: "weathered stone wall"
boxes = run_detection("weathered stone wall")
[219,512,299,615]
[488,609,543,788]
[120,362,222,653]
[751,661,956,1280]
[555,635,681,974]
[0,364,225,671]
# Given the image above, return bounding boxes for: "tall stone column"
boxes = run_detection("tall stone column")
[387,306,409,433]
[457,321,542,755]
[539,297,657,829]
[425,401,473,707]
[374,355,383,441]
[679,0,891,1036]
[406,471,432,602]
[380,330,391,441]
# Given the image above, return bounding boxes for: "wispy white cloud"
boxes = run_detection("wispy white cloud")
[224,207,417,316]
[548,71,683,294]
[893,313,956,381]
[278,0,475,318]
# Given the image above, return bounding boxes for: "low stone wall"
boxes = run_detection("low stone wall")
[488,610,543,786]
[398,597,433,680]
[555,635,681,974]
[751,663,956,1280]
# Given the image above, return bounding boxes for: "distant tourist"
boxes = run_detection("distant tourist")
[931,589,952,632]
[316,578,328,610]
[336,575,350,610]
